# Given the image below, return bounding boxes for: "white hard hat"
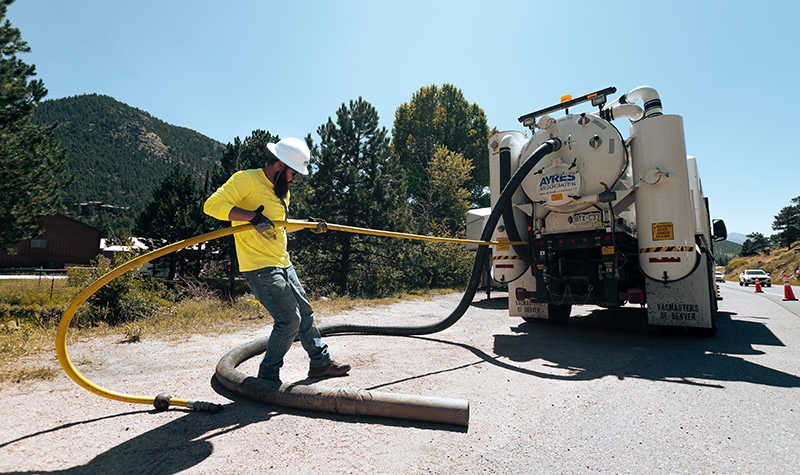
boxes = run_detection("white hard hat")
[267,137,310,175]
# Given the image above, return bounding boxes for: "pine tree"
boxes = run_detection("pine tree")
[292,98,406,295]
[739,232,771,257]
[209,129,280,192]
[0,0,70,252]
[772,197,800,249]
[134,165,203,279]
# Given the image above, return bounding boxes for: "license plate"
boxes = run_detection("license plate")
[574,211,600,225]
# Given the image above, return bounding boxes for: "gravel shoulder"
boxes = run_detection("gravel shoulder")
[2,289,799,474]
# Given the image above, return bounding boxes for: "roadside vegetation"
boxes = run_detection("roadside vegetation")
[717,195,800,285]
[721,244,800,285]
[0,259,463,385]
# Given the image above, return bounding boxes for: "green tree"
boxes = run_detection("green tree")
[739,232,770,257]
[414,145,474,236]
[210,129,279,190]
[291,97,406,296]
[0,0,70,252]
[134,165,203,279]
[392,84,492,210]
[772,196,800,249]
[402,147,475,289]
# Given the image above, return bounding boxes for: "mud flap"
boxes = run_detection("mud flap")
[509,273,548,319]
[645,254,715,329]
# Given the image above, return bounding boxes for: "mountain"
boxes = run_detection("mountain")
[727,232,747,245]
[715,239,742,264]
[31,94,225,232]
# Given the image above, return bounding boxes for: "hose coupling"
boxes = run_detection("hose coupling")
[186,400,225,413]
[154,392,171,411]
[598,190,617,203]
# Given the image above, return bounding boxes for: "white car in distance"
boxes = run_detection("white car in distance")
[739,269,771,287]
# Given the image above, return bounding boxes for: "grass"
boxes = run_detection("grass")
[721,246,800,285]
[0,366,61,384]
[0,277,461,385]
[0,277,80,307]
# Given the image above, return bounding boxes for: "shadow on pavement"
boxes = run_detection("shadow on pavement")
[488,306,800,388]
[1,397,269,475]
[404,304,798,390]
[2,374,465,475]
[471,297,509,310]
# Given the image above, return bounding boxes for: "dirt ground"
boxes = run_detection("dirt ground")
[1,289,799,474]
[2,292,508,474]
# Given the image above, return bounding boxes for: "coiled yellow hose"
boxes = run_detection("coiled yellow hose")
[55,219,524,411]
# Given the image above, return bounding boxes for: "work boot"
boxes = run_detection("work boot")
[308,360,351,378]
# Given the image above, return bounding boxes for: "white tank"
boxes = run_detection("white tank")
[629,114,698,281]
[488,131,529,282]
[686,156,709,238]
[519,113,629,214]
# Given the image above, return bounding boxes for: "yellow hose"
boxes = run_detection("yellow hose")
[56,225,245,408]
[55,219,525,409]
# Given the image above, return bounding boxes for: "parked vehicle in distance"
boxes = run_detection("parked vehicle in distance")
[739,269,771,287]
[716,271,725,283]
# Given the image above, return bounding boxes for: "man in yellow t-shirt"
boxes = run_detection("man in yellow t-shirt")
[204,137,350,383]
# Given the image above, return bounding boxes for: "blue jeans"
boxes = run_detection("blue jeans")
[242,266,331,379]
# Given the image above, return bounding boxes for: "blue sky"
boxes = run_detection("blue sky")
[10,0,799,237]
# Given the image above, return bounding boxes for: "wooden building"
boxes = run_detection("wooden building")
[0,215,101,269]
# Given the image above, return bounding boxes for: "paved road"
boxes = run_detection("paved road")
[470,284,800,474]
[1,286,799,474]
[722,280,800,316]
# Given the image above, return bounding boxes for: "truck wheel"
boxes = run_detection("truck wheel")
[547,304,572,325]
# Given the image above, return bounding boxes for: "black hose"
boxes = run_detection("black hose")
[317,138,561,338]
[215,138,560,426]
[499,146,532,266]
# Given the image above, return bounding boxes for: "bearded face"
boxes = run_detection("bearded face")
[273,167,292,199]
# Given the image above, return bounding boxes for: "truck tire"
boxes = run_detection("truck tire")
[547,304,572,325]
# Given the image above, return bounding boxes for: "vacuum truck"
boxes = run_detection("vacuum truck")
[486,86,727,335]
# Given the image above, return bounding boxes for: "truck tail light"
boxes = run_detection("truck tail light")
[515,288,527,301]
[627,288,644,304]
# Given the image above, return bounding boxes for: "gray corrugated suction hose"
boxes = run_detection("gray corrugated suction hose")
[215,139,561,426]
[216,337,470,426]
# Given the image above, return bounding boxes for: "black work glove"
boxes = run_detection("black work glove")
[249,205,274,233]
[308,217,328,234]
